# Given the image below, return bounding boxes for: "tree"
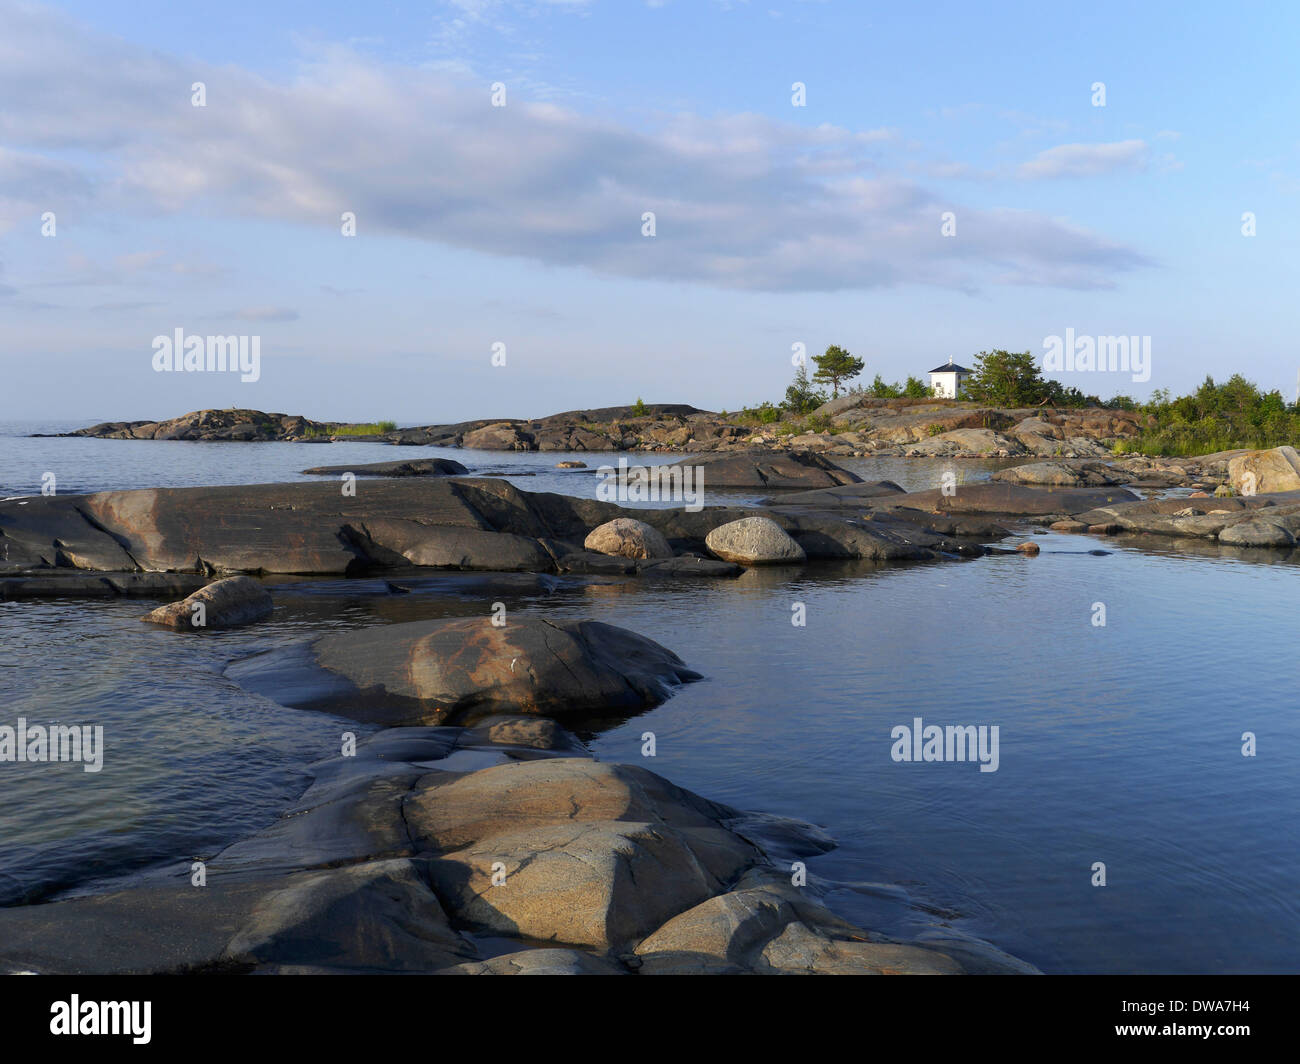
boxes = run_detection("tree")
[963,349,1047,406]
[784,363,828,415]
[812,344,865,399]
[902,375,929,398]
[869,374,901,399]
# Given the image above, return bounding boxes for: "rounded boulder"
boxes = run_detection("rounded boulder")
[583,518,674,560]
[704,516,805,566]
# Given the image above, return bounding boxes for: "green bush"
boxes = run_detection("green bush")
[1118,374,1300,456]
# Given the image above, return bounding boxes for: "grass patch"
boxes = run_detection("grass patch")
[306,420,398,437]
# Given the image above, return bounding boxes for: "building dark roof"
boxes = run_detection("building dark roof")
[929,362,972,374]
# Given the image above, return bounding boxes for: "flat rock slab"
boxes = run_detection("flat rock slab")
[0,572,207,600]
[760,480,905,507]
[872,482,1140,517]
[226,616,700,725]
[301,458,469,477]
[662,450,862,489]
[1076,491,1300,547]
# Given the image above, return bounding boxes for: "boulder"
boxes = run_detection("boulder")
[1228,446,1300,495]
[583,518,674,560]
[140,575,272,630]
[705,516,806,565]
[226,617,700,725]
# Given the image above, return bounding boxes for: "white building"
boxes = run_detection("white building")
[928,358,972,399]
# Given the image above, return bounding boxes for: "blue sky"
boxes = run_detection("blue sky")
[1,0,1297,422]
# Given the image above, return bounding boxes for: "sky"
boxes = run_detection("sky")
[1,0,1298,424]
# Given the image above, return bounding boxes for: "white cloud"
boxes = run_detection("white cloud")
[1017,140,1150,180]
[0,4,1151,292]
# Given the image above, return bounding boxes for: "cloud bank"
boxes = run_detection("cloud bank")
[0,1,1151,292]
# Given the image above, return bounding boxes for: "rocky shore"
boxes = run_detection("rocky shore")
[0,606,1032,975]
[0,465,1006,599]
[5,440,1297,974]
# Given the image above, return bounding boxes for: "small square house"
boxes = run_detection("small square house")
[929,359,971,399]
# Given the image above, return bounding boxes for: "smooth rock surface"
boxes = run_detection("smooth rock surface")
[140,575,273,630]
[583,518,674,560]
[1227,446,1300,495]
[705,516,806,565]
[226,617,700,725]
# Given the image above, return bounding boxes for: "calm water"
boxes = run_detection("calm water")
[2,423,1297,973]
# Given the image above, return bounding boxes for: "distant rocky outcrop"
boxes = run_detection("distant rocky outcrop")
[55,399,1152,457]
[57,409,328,442]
